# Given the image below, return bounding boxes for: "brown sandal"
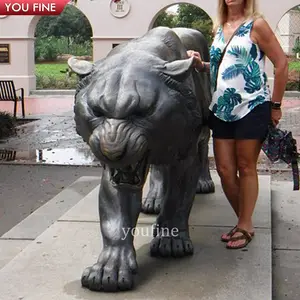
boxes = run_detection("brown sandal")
[221,226,237,242]
[226,228,254,249]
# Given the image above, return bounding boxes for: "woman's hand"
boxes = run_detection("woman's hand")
[271,108,282,126]
[187,50,204,70]
[187,50,202,60]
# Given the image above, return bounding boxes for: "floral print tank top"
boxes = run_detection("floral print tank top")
[209,19,271,122]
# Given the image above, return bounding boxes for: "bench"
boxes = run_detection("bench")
[0,80,25,118]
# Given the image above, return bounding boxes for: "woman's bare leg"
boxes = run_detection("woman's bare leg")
[227,139,262,248]
[213,138,239,240]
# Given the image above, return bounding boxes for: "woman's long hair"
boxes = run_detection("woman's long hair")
[214,0,262,32]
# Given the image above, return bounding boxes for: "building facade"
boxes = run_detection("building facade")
[0,0,299,95]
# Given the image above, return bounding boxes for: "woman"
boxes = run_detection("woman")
[188,0,288,249]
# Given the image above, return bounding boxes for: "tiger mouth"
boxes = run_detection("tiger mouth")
[109,155,148,188]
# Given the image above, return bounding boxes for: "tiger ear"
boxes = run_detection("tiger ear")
[67,56,94,78]
[157,57,195,81]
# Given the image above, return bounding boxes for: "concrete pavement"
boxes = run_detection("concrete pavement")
[1,168,299,299]
[0,164,102,236]
[272,181,300,300]
[0,171,273,300]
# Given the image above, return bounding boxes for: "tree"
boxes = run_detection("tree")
[35,5,93,60]
[153,4,213,46]
[153,11,176,28]
[291,5,300,11]
[192,19,214,45]
[35,5,92,43]
[176,4,210,28]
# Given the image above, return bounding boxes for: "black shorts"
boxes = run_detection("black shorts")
[208,102,271,141]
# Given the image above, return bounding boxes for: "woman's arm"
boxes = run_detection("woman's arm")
[252,18,288,106]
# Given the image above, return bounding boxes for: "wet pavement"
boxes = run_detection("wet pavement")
[0,96,299,169]
[0,113,87,151]
[0,148,100,166]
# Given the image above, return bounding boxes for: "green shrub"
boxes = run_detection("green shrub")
[35,36,92,62]
[0,111,16,139]
[35,36,60,61]
[286,81,300,91]
[68,39,92,56]
[287,81,299,91]
[36,74,78,89]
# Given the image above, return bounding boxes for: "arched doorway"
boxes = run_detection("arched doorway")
[29,4,93,90]
[150,3,213,45]
[276,4,300,91]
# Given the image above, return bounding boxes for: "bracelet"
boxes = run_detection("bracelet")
[271,101,281,110]
[197,61,205,72]
[197,61,207,72]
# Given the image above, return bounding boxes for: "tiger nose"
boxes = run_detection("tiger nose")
[99,119,127,161]
[100,144,125,161]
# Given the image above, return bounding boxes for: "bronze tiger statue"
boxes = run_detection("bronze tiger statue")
[68,26,215,292]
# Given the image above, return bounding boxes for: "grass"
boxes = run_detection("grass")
[37,61,300,77]
[289,60,300,72]
[35,63,78,89]
[35,63,72,80]
[35,61,300,90]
